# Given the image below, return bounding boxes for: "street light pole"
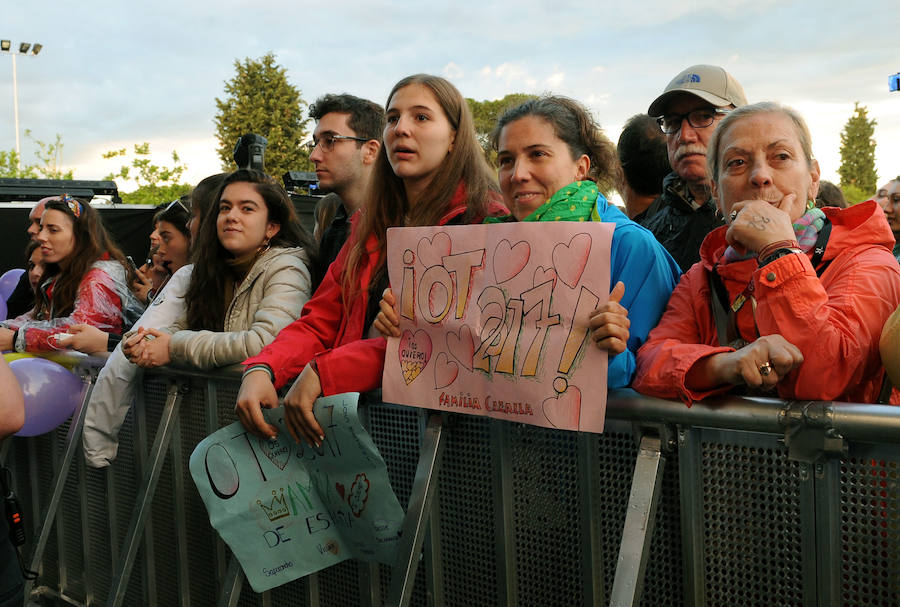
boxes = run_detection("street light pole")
[1,40,42,175]
[12,52,19,172]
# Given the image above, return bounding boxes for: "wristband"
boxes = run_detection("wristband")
[759,247,802,268]
[242,364,274,383]
[756,239,799,262]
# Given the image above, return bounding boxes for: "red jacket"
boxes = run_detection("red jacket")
[243,186,507,395]
[634,201,900,405]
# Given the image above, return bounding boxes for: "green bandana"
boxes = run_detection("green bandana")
[485,180,598,223]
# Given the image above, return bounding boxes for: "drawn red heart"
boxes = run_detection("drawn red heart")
[552,233,591,288]
[533,266,558,290]
[542,385,582,429]
[433,352,459,389]
[417,232,451,268]
[446,325,475,371]
[335,482,345,499]
[398,329,432,385]
[493,239,530,283]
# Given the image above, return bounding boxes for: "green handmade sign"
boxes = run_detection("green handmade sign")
[189,393,403,592]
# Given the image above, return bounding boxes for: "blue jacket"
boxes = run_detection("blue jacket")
[593,194,682,387]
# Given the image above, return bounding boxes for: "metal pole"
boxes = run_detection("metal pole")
[12,52,19,173]
[609,435,666,607]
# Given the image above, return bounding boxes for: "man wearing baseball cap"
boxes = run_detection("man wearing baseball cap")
[640,64,747,272]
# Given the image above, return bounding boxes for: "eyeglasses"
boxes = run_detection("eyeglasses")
[59,194,83,218]
[164,197,191,214]
[657,108,730,135]
[304,134,368,153]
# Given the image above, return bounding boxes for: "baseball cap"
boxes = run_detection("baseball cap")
[648,65,747,117]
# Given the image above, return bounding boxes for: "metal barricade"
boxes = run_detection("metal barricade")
[6,364,900,606]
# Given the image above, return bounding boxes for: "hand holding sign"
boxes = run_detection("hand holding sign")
[235,370,281,440]
[588,281,630,355]
[283,364,325,447]
[373,288,401,338]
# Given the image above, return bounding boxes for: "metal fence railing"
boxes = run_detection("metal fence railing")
[4,359,900,607]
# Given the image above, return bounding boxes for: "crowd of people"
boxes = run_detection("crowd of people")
[1,65,899,456]
[3,64,900,602]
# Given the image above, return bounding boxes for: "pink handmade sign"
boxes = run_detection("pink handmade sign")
[383,222,614,433]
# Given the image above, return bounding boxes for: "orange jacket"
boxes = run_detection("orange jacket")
[634,201,900,405]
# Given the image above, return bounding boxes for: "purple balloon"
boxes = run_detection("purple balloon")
[10,357,83,436]
[0,298,6,322]
[0,269,24,301]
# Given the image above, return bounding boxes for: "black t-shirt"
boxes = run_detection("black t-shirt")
[5,273,33,320]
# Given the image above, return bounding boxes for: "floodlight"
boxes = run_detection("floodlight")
[18,42,30,54]
[31,44,42,56]
[0,40,9,52]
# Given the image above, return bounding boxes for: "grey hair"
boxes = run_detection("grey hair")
[707,101,815,183]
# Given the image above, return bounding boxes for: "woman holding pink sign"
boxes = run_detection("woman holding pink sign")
[235,74,507,447]
[375,95,681,389]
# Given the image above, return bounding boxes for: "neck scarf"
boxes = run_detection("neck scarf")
[722,207,826,264]
[485,180,597,223]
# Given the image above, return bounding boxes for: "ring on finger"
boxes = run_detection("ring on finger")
[729,210,738,222]
[758,361,773,376]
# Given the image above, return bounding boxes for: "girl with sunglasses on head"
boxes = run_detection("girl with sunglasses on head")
[66,196,194,354]
[235,74,508,446]
[0,196,144,353]
[123,169,317,371]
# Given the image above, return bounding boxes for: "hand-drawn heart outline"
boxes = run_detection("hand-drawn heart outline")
[533,266,558,290]
[433,352,459,389]
[446,325,475,372]
[493,239,530,283]
[552,233,591,288]
[398,329,432,385]
[258,437,290,471]
[417,232,451,268]
[542,385,582,429]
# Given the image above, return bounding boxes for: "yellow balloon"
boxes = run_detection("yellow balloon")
[42,353,79,371]
[3,352,35,363]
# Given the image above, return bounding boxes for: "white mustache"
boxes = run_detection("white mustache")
[674,144,707,162]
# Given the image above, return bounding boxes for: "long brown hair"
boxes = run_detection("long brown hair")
[184,169,316,330]
[343,74,497,298]
[34,197,132,319]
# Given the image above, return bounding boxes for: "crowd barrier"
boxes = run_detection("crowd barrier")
[3,356,900,607]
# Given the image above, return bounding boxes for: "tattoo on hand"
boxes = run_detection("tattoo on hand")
[747,214,771,231]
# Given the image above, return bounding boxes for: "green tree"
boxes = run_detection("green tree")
[0,131,74,179]
[26,130,74,179]
[214,53,311,179]
[838,102,877,200]
[0,150,37,178]
[466,93,536,165]
[103,142,191,205]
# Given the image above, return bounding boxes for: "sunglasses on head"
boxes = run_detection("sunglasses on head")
[164,198,191,214]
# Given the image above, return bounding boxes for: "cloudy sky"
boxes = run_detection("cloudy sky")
[2,0,899,195]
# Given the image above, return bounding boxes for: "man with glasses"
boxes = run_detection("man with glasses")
[639,64,747,272]
[306,94,385,281]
